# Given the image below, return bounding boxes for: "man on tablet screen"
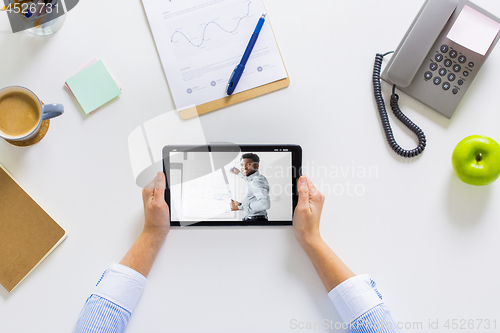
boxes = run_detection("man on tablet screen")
[230,153,271,221]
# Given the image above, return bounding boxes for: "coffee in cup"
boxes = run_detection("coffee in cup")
[0,91,41,137]
[0,86,63,142]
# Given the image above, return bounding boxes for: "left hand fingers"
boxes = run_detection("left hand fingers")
[142,176,157,203]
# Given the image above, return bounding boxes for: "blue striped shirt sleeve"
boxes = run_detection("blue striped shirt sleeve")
[328,275,402,332]
[73,264,147,333]
[73,295,131,333]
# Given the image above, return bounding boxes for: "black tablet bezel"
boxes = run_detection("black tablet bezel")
[162,144,302,226]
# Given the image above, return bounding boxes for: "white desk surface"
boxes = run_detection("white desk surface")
[1,0,500,332]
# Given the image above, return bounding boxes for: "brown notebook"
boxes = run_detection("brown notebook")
[0,164,66,292]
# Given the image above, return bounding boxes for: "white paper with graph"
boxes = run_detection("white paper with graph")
[140,0,287,110]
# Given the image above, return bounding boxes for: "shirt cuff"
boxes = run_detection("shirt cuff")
[93,263,147,313]
[328,274,384,324]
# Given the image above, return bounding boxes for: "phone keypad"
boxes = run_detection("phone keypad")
[423,43,475,97]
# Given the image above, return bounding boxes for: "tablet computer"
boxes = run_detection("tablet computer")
[162,144,302,226]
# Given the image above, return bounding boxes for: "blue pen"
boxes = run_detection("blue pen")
[226,13,266,95]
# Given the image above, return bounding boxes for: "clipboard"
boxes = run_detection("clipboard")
[178,74,290,119]
[174,10,290,119]
[140,0,290,120]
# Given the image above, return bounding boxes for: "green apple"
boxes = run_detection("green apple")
[452,135,500,186]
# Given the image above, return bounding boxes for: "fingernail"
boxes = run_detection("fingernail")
[299,176,306,184]
[156,172,163,180]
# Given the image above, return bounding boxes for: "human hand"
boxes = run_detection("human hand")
[118,172,170,278]
[142,172,170,239]
[293,176,325,248]
[230,199,241,211]
[230,167,240,175]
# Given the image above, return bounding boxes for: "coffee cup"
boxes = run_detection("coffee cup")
[0,86,63,141]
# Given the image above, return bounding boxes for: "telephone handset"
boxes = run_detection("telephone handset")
[374,0,500,158]
[383,0,459,90]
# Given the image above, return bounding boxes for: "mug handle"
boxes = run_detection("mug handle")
[42,103,64,121]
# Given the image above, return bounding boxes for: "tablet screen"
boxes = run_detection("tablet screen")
[163,145,301,226]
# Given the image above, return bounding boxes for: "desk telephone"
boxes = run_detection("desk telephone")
[373,0,500,158]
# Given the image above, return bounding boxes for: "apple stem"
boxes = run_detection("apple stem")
[476,153,483,163]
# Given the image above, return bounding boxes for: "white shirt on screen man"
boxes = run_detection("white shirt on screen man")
[237,170,271,220]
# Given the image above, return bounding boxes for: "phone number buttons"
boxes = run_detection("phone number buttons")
[428,45,471,95]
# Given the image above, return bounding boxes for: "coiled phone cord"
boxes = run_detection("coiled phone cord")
[373,52,426,158]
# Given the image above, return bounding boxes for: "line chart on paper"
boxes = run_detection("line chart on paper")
[170,1,252,49]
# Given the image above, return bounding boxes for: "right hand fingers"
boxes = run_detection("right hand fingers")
[306,176,325,204]
[297,176,325,209]
[297,176,310,209]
